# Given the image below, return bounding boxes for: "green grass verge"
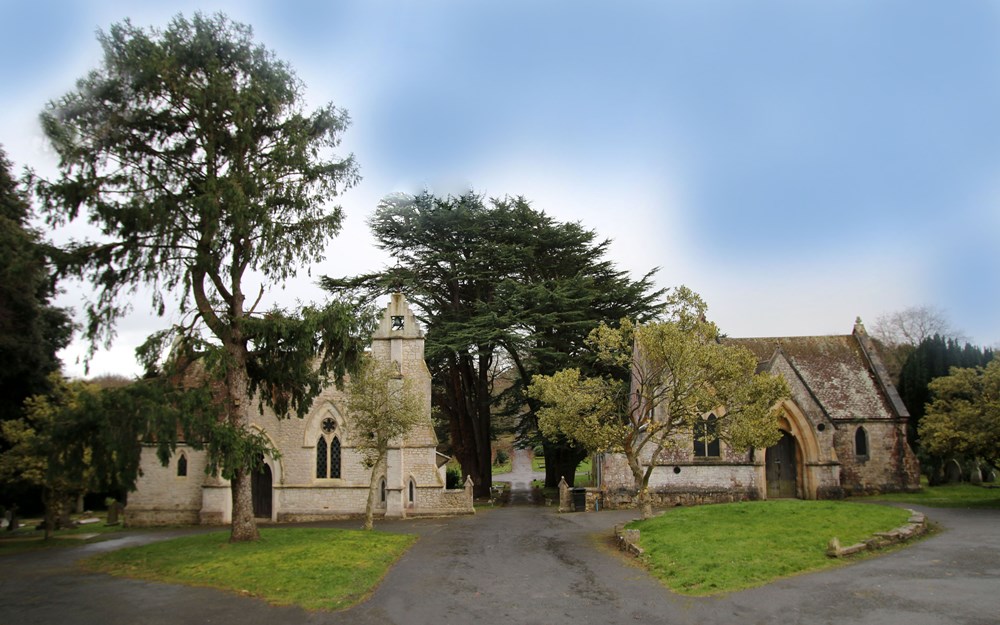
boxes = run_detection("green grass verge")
[84,528,417,611]
[630,500,910,596]
[853,482,1000,509]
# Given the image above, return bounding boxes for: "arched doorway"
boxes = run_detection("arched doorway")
[252,461,273,519]
[766,431,798,498]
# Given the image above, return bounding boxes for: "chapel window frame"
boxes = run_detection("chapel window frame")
[177,453,187,477]
[855,426,869,459]
[315,428,342,480]
[693,414,721,458]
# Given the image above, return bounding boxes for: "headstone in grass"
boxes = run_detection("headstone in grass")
[969,465,982,484]
[944,459,962,484]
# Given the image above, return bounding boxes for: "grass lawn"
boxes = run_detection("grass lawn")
[854,483,1000,509]
[630,500,911,596]
[84,528,416,611]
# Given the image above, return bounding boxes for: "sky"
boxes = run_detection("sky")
[1,0,998,378]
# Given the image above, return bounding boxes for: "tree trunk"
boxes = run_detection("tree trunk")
[444,359,494,498]
[627,453,653,519]
[42,488,55,540]
[225,340,259,542]
[229,468,259,541]
[543,441,588,488]
[363,453,387,530]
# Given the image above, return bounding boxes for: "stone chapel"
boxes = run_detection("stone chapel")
[595,319,921,507]
[125,293,474,526]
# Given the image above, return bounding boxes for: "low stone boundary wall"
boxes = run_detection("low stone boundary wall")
[826,509,928,557]
[614,523,644,556]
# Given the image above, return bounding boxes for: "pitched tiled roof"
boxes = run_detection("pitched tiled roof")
[726,334,895,419]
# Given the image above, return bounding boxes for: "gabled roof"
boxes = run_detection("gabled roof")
[727,322,905,420]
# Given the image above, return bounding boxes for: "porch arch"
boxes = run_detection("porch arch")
[766,400,822,499]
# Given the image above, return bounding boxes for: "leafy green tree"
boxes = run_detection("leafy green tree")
[0,368,221,537]
[346,355,423,530]
[898,334,993,481]
[35,13,368,541]
[919,360,1000,470]
[0,147,72,428]
[326,191,662,495]
[0,376,97,538]
[529,287,789,519]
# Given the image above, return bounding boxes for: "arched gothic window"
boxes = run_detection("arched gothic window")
[379,478,387,505]
[408,479,415,504]
[694,414,720,457]
[316,436,328,478]
[330,437,341,479]
[315,416,342,479]
[177,453,187,477]
[855,426,869,458]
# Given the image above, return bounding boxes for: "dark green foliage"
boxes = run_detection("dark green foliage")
[0,147,73,427]
[899,334,994,438]
[445,465,462,489]
[898,333,994,481]
[35,12,365,540]
[325,191,663,492]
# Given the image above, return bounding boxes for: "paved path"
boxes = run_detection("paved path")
[1,504,998,625]
[492,448,546,504]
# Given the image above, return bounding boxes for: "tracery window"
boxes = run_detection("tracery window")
[330,437,342,479]
[693,414,720,457]
[316,436,328,478]
[316,417,342,479]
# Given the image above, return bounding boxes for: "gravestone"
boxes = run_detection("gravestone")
[944,459,963,484]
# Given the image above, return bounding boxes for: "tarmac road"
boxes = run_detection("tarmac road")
[1,498,997,624]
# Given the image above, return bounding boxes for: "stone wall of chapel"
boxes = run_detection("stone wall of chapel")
[401,447,444,486]
[598,453,760,509]
[835,420,919,494]
[125,445,207,526]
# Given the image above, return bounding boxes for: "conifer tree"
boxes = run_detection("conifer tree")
[35,13,368,541]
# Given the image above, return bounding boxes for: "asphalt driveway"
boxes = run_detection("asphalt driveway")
[1,503,997,625]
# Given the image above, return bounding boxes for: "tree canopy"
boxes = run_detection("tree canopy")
[529,287,789,518]
[0,147,72,427]
[325,191,664,495]
[919,360,1000,470]
[35,12,369,541]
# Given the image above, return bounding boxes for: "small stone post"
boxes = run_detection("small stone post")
[464,475,475,501]
[558,476,571,513]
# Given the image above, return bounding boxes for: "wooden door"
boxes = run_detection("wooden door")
[252,462,273,518]
[766,431,798,499]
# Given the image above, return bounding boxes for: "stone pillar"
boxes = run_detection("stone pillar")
[558,476,571,513]
[464,475,475,503]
